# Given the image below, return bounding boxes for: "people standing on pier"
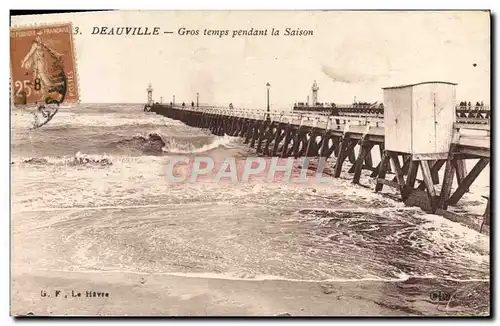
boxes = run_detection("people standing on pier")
[191,101,194,108]
[331,103,340,125]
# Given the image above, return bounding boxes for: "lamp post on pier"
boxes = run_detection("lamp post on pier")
[196,92,199,107]
[266,82,271,121]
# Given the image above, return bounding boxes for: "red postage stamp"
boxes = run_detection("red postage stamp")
[10,23,79,105]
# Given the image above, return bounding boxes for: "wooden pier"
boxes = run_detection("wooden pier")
[149,82,490,221]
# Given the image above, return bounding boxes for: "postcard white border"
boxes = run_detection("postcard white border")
[3,1,498,325]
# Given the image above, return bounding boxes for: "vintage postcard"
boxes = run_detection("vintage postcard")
[10,10,490,317]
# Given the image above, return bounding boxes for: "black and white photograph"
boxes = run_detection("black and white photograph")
[9,9,491,317]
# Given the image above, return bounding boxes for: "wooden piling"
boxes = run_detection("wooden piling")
[420,160,438,212]
[446,158,489,206]
[375,152,391,192]
[352,141,374,184]
[334,135,356,178]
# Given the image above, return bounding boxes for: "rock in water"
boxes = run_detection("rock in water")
[143,133,166,154]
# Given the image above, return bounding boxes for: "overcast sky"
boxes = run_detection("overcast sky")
[11,10,490,108]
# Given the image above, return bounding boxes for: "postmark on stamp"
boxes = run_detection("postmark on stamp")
[10,23,79,105]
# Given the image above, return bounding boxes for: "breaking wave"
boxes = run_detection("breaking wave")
[111,132,166,155]
[295,208,489,281]
[105,132,238,155]
[162,134,239,154]
[18,152,115,167]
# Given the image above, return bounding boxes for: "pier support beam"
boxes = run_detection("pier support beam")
[389,152,407,200]
[455,159,469,192]
[334,135,356,178]
[404,160,419,198]
[420,160,438,212]
[417,160,445,190]
[446,158,489,206]
[280,125,293,158]
[481,196,490,232]
[375,151,391,192]
[352,141,374,185]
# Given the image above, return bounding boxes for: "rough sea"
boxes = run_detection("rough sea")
[11,104,490,316]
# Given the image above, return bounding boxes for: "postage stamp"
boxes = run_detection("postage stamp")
[10,23,79,105]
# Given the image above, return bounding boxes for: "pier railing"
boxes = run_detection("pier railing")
[455,105,490,124]
[169,104,385,131]
[293,104,384,117]
[166,103,490,126]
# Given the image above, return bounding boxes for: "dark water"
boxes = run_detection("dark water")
[11,104,490,315]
